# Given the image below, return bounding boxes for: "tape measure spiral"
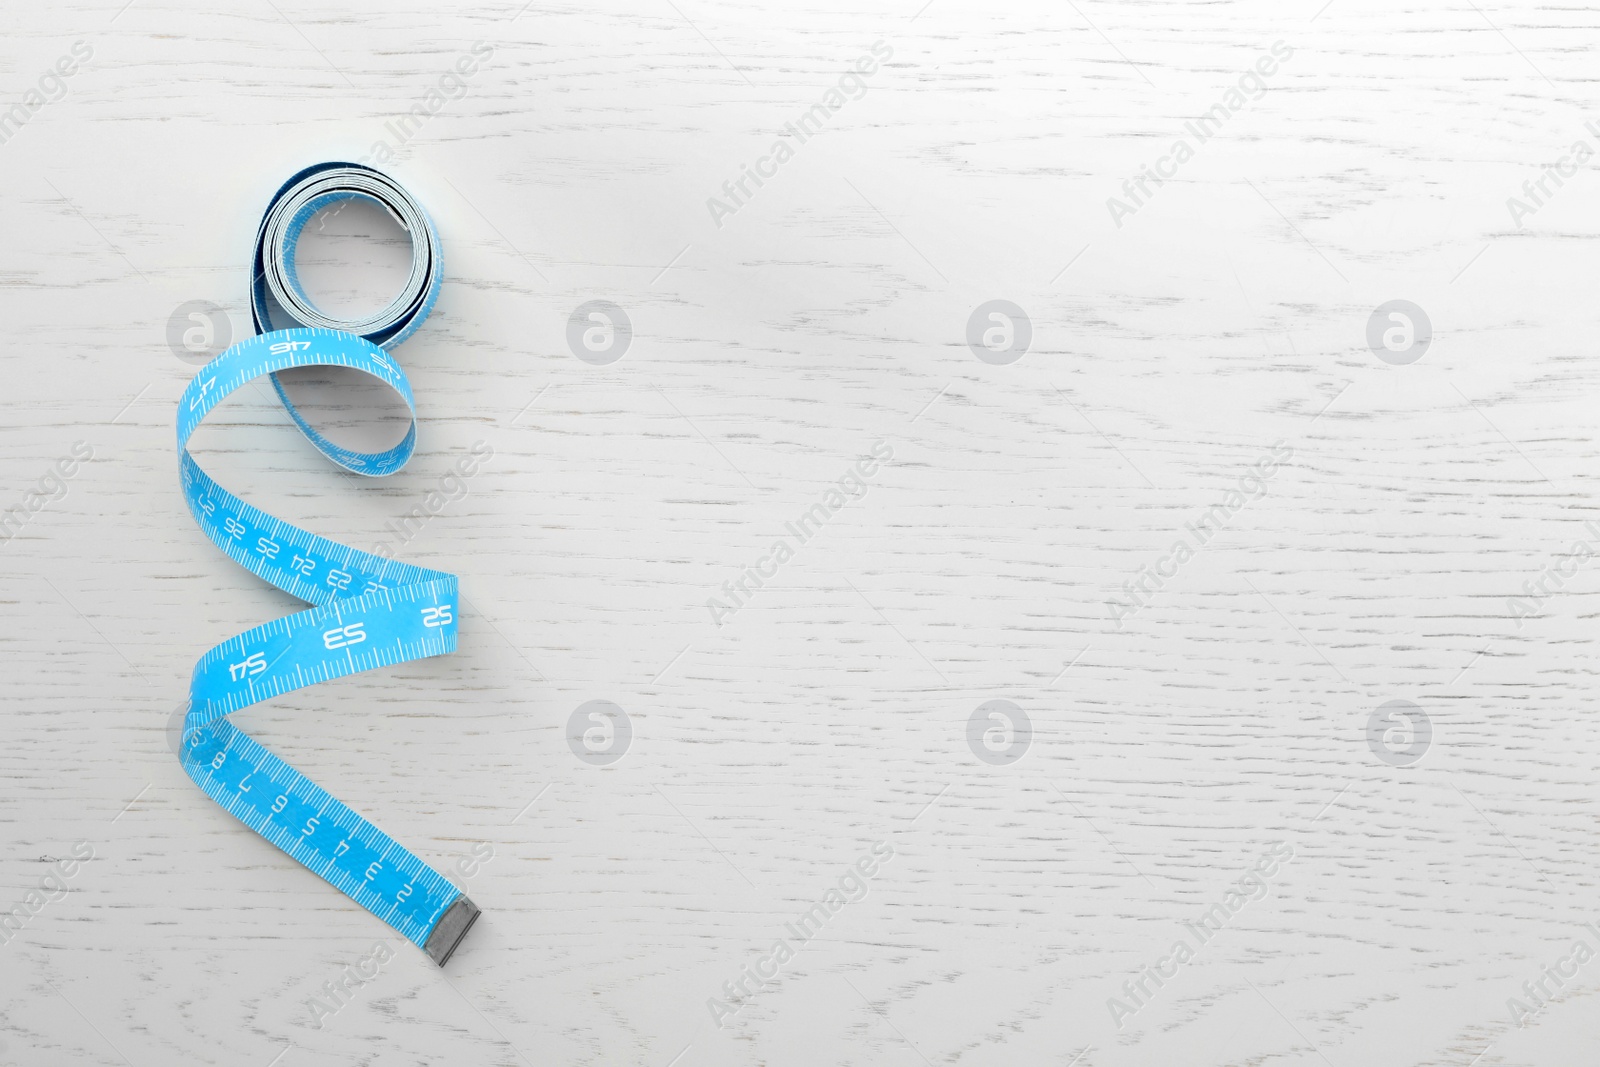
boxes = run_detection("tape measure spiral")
[177,163,479,965]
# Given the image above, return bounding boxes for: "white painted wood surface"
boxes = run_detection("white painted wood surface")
[5,0,1600,1063]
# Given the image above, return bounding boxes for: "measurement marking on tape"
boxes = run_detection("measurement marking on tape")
[178,164,479,966]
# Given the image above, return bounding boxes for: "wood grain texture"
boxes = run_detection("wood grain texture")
[4,0,1600,1063]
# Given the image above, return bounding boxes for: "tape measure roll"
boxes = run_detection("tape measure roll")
[250,161,443,348]
[178,164,478,966]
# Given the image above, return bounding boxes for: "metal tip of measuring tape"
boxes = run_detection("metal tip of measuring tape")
[424,896,481,968]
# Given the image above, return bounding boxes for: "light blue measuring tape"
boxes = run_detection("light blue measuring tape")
[176,162,479,965]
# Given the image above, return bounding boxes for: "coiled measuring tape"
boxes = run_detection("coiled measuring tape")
[177,162,479,965]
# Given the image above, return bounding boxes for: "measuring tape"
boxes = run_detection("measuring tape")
[176,163,479,966]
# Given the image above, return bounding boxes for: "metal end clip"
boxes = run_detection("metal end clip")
[423,896,481,968]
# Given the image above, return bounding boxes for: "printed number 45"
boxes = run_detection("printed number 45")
[229,651,266,681]
[421,604,453,628]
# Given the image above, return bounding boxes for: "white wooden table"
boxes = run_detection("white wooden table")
[4,1,1600,1063]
